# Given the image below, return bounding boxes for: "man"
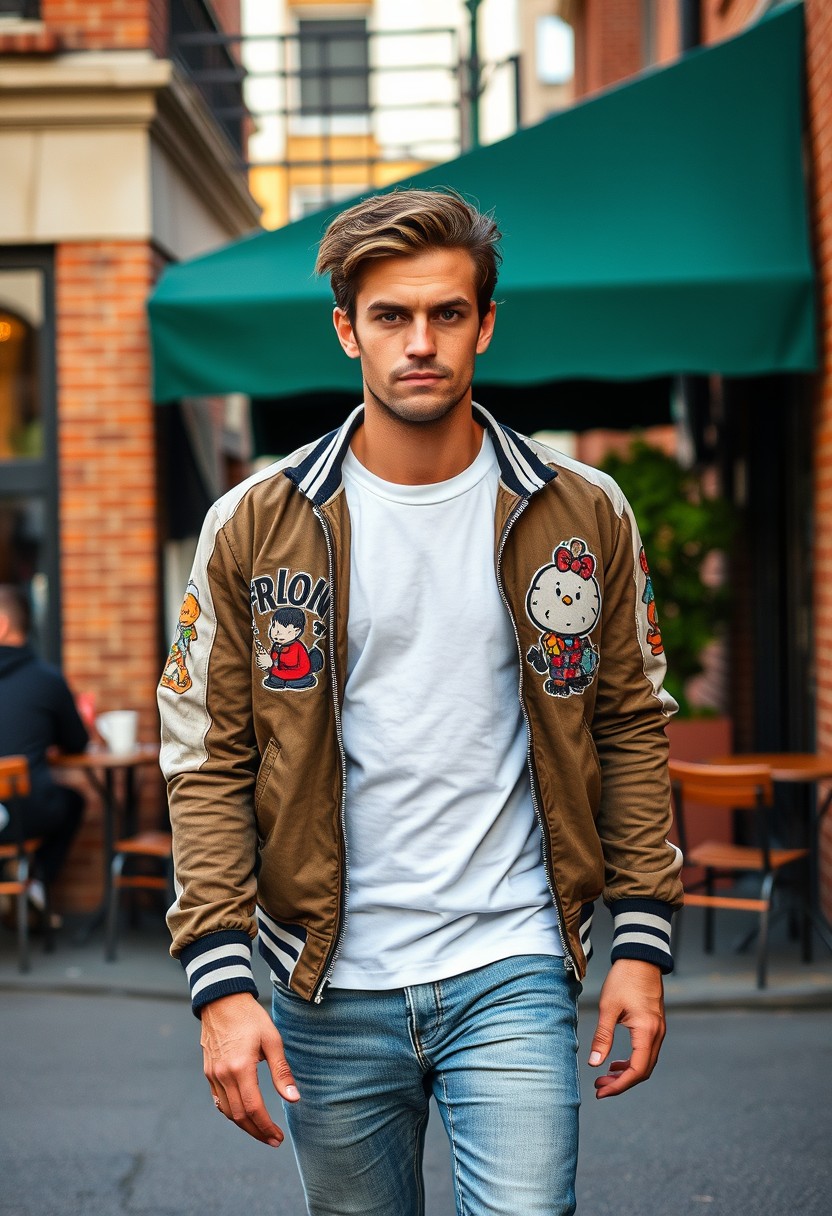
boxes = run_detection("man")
[0,585,88,920]
[159,190,683,1216]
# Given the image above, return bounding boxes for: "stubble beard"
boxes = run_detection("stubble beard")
[364,374,473,427]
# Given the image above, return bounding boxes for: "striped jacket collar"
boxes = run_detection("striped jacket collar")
[284,402,558,506]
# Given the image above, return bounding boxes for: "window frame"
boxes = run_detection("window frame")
[0,2,41,21]
[289,9,372,138]
[0,246,60,663]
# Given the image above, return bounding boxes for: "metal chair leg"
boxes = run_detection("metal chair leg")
[105,853,126,963]
[756,872,776,990]
[16,858,30,973]
[704,871,715,953]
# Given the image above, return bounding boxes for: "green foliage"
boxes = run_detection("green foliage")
[600,438,733,716]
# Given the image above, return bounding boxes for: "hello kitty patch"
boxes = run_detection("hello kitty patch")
[525,538,601,698]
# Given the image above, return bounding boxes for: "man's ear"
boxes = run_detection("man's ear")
[333,308,361,360]
[476,300,497,356]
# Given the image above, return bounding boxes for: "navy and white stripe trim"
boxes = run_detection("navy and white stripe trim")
[180,929,258,1015]
[579,901,595,964]
[283,402,556,505]
[256,907,308,988]
[285,404,364,505]
[473,405,557,497]
[610,899,674,974]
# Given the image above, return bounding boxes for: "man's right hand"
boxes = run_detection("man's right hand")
[199,991,300,1147]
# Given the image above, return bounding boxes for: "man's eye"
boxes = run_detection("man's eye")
[439,309,460,321]
[380,312,400,323]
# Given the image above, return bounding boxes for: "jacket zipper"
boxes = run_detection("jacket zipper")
[312,504,350,1003]
[495,496,576,974]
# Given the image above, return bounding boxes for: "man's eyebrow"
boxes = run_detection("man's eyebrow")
[365,297,473,313]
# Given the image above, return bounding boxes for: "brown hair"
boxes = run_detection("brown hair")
[315,189,502,321]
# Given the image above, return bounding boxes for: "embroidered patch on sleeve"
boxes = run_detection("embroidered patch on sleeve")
[525,538,602,698]
[639,546,664,656]
[159,582,201,696]
[250,569,329,693]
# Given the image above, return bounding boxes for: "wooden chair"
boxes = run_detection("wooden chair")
[0,755,55,972]
[669,759,810,988]
[105,829,173,961]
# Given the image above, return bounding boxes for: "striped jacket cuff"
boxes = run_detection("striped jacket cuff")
[609,899,674,974]
[180,930,259,1015]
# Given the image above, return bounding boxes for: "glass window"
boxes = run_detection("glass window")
[298,19,370,117]
[0,251,58,663]
[0,3,41,19]
[0,268,44,459]
[0,496,49,651]
[536,16,574,86]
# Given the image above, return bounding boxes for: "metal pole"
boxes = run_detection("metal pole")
[465,0,482,150]
[675,0,706,462]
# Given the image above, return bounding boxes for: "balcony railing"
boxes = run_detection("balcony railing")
[168,12,521,207]
[169,0,246,160]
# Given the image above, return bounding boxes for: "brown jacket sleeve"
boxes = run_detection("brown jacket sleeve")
[158,503,261,1012]
[591,494,684,971]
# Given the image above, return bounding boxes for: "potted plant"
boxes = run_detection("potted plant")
[600,437,735,851]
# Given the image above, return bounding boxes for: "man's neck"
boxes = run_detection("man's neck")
[350,397,484,485]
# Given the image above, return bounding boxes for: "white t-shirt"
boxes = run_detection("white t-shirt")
[328,431,563,990]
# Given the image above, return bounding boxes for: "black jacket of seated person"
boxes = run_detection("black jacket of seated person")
[0,643,88,889]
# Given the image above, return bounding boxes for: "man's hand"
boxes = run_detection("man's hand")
[200,992,300,1146]
[587,959,666,1099]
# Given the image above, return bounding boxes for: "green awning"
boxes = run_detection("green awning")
[148,0,815,403]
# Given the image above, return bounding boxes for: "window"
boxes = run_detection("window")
[536,16,574,86]
[642,0,659,67]
[0,2,40,19]
[289,183,363,222]
[0,252,59,661]
[298,18,370,117]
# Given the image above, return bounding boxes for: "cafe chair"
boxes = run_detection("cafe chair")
[105,829,173,961]
[669,759,810,988]
[0,755,56,972]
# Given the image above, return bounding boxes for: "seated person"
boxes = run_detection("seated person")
[0,585,88,924]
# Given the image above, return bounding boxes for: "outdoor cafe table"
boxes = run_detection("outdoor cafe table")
[51,743,161,944]
[708,752,832,954]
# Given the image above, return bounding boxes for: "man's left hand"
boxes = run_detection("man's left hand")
[587,958,666,1099]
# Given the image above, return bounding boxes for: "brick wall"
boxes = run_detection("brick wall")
[54,242,163,911]
[805,0,832,920]
[577,0,643,95]
[41,1,168,51]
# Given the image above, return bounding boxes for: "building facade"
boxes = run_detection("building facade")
[0,0,259,910]
[243,0,574,229]
[558,0,832,918]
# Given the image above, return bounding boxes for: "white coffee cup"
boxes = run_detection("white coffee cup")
[96,710,139,755]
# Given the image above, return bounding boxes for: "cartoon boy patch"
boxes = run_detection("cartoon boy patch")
[255,606,324,691]
[160,584,201,695]
[525,538,602,698]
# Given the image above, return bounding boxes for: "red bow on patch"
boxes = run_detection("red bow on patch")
[555,547,595,579]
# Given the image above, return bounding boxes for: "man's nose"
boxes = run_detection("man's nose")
[405,321,437,359]
[562,595,573,605]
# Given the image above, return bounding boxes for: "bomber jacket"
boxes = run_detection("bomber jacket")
[159,404,684,1013]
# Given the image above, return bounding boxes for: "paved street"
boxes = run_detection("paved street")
[1,990,829,1216]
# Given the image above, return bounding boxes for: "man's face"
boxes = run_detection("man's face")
[333,247,496,426]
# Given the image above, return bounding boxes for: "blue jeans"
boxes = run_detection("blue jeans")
[271,954,582,1216]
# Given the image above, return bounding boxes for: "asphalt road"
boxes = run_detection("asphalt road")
[1,992,829,1215]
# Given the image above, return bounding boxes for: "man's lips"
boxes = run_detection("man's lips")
[399,372,445,381]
